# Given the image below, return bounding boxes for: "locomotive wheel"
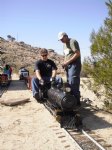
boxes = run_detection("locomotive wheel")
[56,115,61,123]
[55,109,63,115]
[55,109,63,123]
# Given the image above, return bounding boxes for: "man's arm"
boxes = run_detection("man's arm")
[35,60,43,80]
[52,69,57,78]
[36,70,42,80]
[50,60,57,78]
[64,50,80,66]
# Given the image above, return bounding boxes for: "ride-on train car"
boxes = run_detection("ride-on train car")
[19,67,29,80]
[0,73,10,86]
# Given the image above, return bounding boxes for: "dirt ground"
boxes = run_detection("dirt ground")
[0,74,112,150]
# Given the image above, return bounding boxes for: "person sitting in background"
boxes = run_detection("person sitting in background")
[3,64,12,79]
[31,48,63,102]
[9,66,12,79]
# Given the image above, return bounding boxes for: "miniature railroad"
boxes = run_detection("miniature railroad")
[0,76,111,150]
[64,129,107,150]
[44,101,111,150]
[0,84,9,97]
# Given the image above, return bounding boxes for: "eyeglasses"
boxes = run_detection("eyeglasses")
[41,54,47,57]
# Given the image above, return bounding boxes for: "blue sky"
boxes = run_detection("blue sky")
[0,0,108,61]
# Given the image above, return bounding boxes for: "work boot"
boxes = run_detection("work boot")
[33,92,40,100]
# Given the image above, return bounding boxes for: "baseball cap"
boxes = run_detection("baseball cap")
[58,32,67,40]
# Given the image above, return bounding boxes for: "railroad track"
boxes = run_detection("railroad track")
[64,128,108,150]
[0,85,8,97]
[44,102,112,150]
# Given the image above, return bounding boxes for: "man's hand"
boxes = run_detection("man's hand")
[50,77,56,86]
[39,79,44,85]
[50,77,55,82]
[62,62,68,69]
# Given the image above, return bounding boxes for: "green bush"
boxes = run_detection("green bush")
[83,0,112,109]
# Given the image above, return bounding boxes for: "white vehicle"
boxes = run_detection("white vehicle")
[19,67,29,80]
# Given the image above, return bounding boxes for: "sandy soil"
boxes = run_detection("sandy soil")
[80,79,112,149]
[0,74,112,150]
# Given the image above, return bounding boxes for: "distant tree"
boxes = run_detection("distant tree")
[7,35,16,42]
[0,37,5,41]
[7,35,12,40]
[20,41,24,44]
[11,37,15,42]
[83,0,112,105]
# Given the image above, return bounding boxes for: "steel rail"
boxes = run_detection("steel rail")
[81,129,106,150]
[0,86,8,97]
[62,128,83,150]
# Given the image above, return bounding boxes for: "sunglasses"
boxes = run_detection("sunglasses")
[41,54,47,57]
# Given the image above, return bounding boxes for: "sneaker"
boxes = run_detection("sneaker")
[34,92,46,103]
[33,92,39,100]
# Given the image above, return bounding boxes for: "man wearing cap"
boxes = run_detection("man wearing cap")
[58,32,81,106]
[32,48,62,102]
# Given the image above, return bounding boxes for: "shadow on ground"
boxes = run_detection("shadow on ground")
[7,80,28,91]
[79,99,112,130]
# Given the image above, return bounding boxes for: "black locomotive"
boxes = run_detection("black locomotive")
[38,80,82,129]
[47,84,77,111]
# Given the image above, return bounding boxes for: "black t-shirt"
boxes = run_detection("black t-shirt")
[35,59,57,77]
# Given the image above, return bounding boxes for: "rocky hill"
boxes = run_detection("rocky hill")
[0,37,64,75]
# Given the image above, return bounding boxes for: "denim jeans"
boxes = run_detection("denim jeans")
[66,63,81,104]
[31,76,63,97]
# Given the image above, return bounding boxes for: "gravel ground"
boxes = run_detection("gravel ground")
[0,74,80,150]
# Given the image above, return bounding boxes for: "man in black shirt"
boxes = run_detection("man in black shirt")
[32,48,62,102]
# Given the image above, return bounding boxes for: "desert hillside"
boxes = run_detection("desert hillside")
[0,37,64,74]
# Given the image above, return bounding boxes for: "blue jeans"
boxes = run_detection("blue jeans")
[31,76,63,97]
[66,63,81,104]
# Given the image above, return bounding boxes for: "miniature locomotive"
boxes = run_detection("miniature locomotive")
[38,81,82,129]
[47,84,77,111]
